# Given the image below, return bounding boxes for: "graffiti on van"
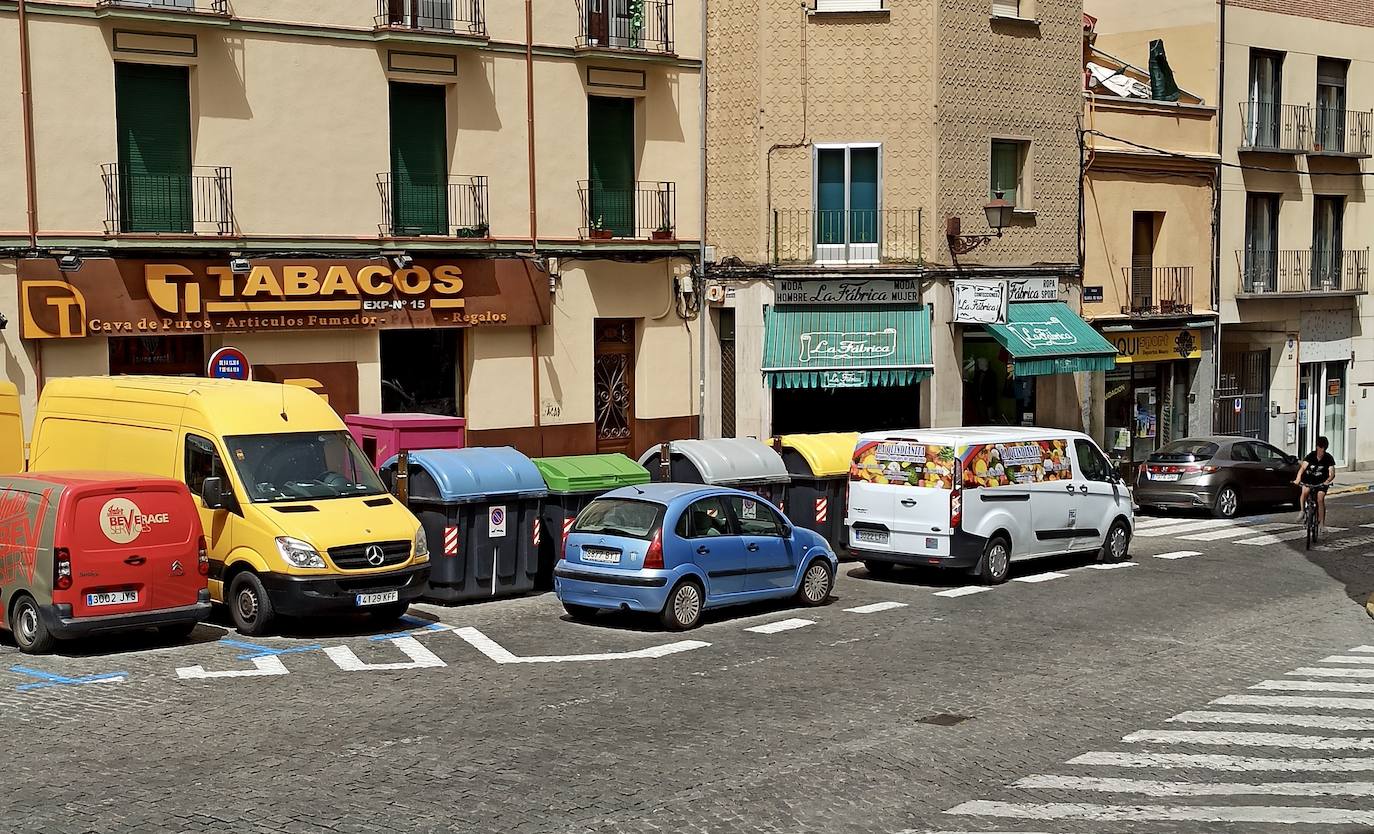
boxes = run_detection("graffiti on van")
[0,487,55,585]
[961,440,1072,488]
[850,440,956,489]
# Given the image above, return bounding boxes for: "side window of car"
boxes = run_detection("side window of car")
[726,495,786,537]
[677,497,733,539]
[185,434,227,498]
[1230,443,1259,463]
[1254,443,1287,464]
[1073,439,1112,483]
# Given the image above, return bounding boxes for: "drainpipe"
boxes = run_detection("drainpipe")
[525,0,543,454]
[698,0,709,438]
[18,0,39,249]
[1214,0,1226,418]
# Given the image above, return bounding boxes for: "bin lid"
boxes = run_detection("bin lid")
[637,438,789,486]
[532,453,650,494]
[776,433,861,477]
[346,413,466,430]
[384,447,547,502]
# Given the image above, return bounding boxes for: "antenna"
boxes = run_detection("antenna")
[280,382,288,422]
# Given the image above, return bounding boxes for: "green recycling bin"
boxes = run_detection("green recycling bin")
[532,453,650,588]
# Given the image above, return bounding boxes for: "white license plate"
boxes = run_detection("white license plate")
[356,590,400,607]
[1151,473,1181,481]
[582,547,621,564]
[87,590,137,607]
[855,530,889,544]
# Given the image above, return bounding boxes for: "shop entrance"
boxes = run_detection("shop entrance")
[381,329,462,416]
[771,383,920,434]
[594,319,636,454]
[1104,361,1193,466]
[1299,360,1347,463]
[108,335,205,376]
[961,337,1034,426]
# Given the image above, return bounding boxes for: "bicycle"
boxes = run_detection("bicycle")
[1302,488,1320,550]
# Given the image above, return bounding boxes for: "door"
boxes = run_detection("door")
[1312,196,1344,290]
[1130,213,1157,313]
[1227,441,1275,502]
[1248,49,1283,147]
[1072,439,1124,551]
[115,63,192,233]
[1323,360,1347,464]
[185,433,234,596]
[594,319,636,454]
[588,96,635,237]
[814,145,879,263]
[1252,440,1299,504]
[1029,440,1080,555]
[724,495,796,593]
[390,82,449,235]
[1244,193,1279,291]
[718,308,736,437]
[678,496,747,597]
[1316,58,1348,152]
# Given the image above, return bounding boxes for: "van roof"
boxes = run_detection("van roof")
[0,471,187,492]
[40,376,344,436]
[858,426,1092,445]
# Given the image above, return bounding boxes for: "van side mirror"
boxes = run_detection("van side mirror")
[201,476,227,510]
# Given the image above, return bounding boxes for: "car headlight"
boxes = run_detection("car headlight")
[413,526,429,561]
[276,536,326,569]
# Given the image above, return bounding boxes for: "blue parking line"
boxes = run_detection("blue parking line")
[218,639,323,660]
[10,665,128,692]
[368,621,450,642]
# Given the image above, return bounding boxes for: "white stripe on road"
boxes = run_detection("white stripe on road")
[1013,774,1374,798]
[1237,527,1346,545]
[1134,519,1241,537]
[323,636,447,672]
[843,601,907,614]
[1180,522,1295,541]
[1354,646,1374,654]
[1012,572,1068,584]
[744,618,815,634]
[176,655,289,679]
[1291,666,1374,679]
[1319,655,1374,665]
[1170,710,1374,731]
[1068,751,1374,771]
[1087,562,1137,570]
[934,586,992,598]
[1124,729,1374,750]
[1252,680,1374,694]
[1215,694,1374,711]
[454,626,710,663]
[1153,551,1203,560]
[944,800,1374,825]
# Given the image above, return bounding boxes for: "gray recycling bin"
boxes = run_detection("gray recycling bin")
[383,447,547,604]
[637,438,790,507]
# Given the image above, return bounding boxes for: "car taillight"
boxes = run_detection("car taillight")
[643,528,664,570]
[1138,463,1146,482]
[197,536,210,576]
[54,547,72,591]
[950,458,963,529]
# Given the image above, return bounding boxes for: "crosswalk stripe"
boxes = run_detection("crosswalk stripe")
[1237,526,1347,545]
[1012,572,1068,584]
[1252,680,1374,694]
[1013,774,1374,798]
[1353,646,1374,654]
[1169,710,1374,731]
[1180,522,1295,541]
[1318,655,1374,665]
[1068,751,1374,771]
[1135,519,1243,537]
[1290,666,1374,679]
[1215,694,1374,711]
[934,586,992,598]
[843,601,907,614]
[1153,550,1202,560]
[944,800,1374,824]
[1087,562,1137,570]
[744,618,814,634]
[1124,729,1374,750]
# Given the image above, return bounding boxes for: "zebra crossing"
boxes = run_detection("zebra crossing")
[941,644,1374,829]
[1133,513,1351,549]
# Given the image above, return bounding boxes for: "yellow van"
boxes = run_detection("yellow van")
[28,376,429,635]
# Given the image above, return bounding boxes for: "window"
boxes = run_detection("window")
[724,495,786,537]
[677,497,734,539]
[588,96,637,238]
[1130,212,1159,312]
[576,498,664,540]
[814,0,887,10]
[185,434,229,500]
[990,140,1027,208]
[1230,442,1259,463]
[1073,439,1113,483]
[390,82,449,236]
[384,0,454,30]
[1246,50,1284,148]
[1313,195,1345,290]
[115,63,192,233]
[382,330,462,416]
[990,0,1020,17]
[1244,193,1279,291]
[814,144,880,263]
[1316,58,1348,152]
[1253,443,1290,464]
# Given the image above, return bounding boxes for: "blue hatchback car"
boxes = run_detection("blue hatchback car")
[553,484,838,629]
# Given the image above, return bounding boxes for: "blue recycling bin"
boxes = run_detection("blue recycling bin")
[382,447,547,604]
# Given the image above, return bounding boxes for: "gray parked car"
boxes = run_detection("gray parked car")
[1134,436,1300,518]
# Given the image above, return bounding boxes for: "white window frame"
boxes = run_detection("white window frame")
[989,137,1032,212]
[812,142,883,265]
[813,0,888,12]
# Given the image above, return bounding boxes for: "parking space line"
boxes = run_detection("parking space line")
[1012,572,1068,584]
[453,626,710,663]
[219,638,323,660]
[176,655,290,679]
[934,586,992,598]
[744,618,815,634]
[844,601,908,614]
[323,636,447,671]
[1153,550,1203,560]
[1087,562,1137,570]
[1180,522,1294,542]
[10,666,128,691]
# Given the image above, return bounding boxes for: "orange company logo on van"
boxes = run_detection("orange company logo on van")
[99,498,171,545]
[0,487,54,584]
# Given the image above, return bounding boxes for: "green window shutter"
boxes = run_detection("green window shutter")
[390,82,449,236]
[115,63,192,233]
[588,95,635,236]
[990,140,1019,207]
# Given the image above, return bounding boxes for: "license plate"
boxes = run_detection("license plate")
[1151,473,1181,481]
[855,529,889,544]
[87,590,137,607]
[582,547,621,564]
[356,590,400,607]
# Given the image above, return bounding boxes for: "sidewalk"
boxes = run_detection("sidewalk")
[1332,468,1374,496]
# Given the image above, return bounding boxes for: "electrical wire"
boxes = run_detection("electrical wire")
[1084,129,1374,177]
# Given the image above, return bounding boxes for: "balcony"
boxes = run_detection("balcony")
[377,174,490,238]
[1311,107,1373,158]
[771,209,923,265]
[102,163,234,236]
[578,181,676,240]
[1235,248,1369,297]
[96,0,229,14]
[575,0,674,55]
[374,0,486,39]
[1239,102,1311,154]
[1120,266,1194,316]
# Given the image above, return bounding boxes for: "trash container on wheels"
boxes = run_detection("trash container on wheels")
[773,432,859,554]
[382,447,546,603]
[347,413,466,469]
[637,438,790,507]
[531,453,650,587]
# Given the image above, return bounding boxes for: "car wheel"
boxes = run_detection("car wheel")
[659,579,705,630]
[562,602,598,621]
[863,559,894,577]
[1101,519,1131,563]
[367,602,410,623]
[228,571,276,637]
[979,536,1012,585]
[157,621,199,642]
[1213,485,1241,519]
[796,559,834,607]
[10,594,56,655]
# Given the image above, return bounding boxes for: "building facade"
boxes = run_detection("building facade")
[0,0,702,458]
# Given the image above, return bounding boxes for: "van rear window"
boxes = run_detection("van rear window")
[850,440,956,489]
[961,440,1072,488]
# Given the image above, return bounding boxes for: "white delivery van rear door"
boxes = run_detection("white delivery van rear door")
[847,437,957,558]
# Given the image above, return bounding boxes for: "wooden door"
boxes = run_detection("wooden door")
[594,319,635,454]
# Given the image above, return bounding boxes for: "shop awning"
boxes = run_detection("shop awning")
[983,302,1118,376]
[762,306,933,389]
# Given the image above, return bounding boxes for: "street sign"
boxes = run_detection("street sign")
[1234,398,1242,414]
[207,346,251,381]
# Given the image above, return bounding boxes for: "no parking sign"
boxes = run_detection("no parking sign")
[207,346,251,381]
[488,505,507,538]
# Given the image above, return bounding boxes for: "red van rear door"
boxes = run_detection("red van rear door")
[64,483,202,618]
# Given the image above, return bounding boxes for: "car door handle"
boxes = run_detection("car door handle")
[124,555,146,566]
[1079,485,1089,495]
[747,543,760,552]
[1065,484,1076,493]
[900,499,917,507]
[696,545,710,555]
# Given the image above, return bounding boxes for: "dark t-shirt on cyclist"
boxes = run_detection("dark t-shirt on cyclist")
[1301,451,1336,486]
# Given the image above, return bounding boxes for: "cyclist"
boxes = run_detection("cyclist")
[1295,435,1337,530]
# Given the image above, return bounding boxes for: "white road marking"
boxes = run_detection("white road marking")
[744,618,815,634]
[453,626,710,663]
[1133,515,1198,530]
[843,601,907,614]
[176,655,289,679]
[1170,710,1374,731]
[1013,774,1374,798]
[1237,526,1346,545]
[1353,646,1374,654]
[1124,729,1374,750]
[1180,522,1295,541]
[934,586,992,598]
[1318,655,1374,665]
[1290,666,1374,679]
[1087,562,1137,570]
[1252,679,1374,694]
[322,636,447,671]
[1361,523,1374,528]
[1134,519,1241,537]
[944,800,1374,825]
[1215,694,1374,711]
[1067,751,1374,771]
[1153,550,1202,560]
[1012,572,1068,584]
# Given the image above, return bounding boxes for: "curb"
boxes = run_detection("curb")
[1331,482,1374,497]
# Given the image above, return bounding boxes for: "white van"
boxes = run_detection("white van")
[846,427,1132,583]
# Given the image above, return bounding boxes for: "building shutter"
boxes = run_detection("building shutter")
[115,63,192,233]
[990,0,1020,17]
[588,96,636,237]
[390,82,449,236]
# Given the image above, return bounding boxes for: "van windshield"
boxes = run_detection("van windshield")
[224,431,386,503]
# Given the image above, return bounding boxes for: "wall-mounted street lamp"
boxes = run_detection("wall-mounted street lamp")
[946,192,1015,256]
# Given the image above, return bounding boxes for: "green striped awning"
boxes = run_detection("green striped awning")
[983,302,1118,376]
[763,305,933,389]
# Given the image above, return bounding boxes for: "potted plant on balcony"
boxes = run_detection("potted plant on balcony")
[456,222,490,239]
[588,216,613,240]
[651,221,674,241]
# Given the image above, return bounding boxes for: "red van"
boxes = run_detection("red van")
[0,473,210,654]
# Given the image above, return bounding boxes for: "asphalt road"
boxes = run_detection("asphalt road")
[3,495,1374,834]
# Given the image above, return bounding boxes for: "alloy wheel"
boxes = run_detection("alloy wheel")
[988,543,1010,579]
[1110,525,1129,560]
[802,564,831,603]
[673,584,701,626]
[1219,487,1238,517]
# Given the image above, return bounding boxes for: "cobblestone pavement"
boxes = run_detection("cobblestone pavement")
[3,496,1373,833]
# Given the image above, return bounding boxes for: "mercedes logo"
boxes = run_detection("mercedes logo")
[365,545,386,567]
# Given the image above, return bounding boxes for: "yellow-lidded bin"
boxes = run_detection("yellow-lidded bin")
[773,433,860,554]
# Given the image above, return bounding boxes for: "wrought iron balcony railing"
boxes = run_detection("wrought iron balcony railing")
[575,0,674,54]
[102,163,234,235]
[1239,102,1312,153]
[374,0,486,37]
[1120,266,1194,316]
[377,174,490,238]
[96,0,229,13]
[578,181,676,240]
[1236,248,1368,295]
[771,209,924,265]
[1312,107,1373,157]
